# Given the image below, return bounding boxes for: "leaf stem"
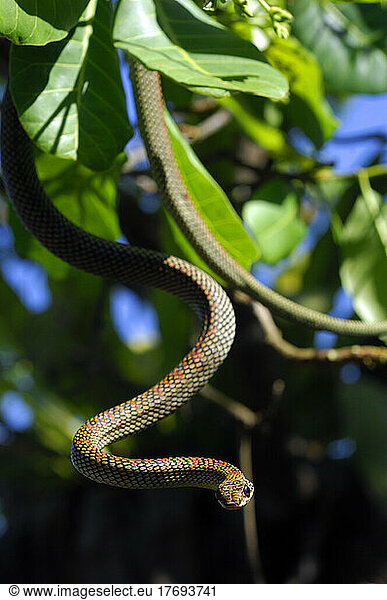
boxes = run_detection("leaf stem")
[358,169,372,199]
[313,164,387,182]
[256,0,271,13]
[358,171,387,250]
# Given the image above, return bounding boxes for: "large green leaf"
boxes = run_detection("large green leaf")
[37,152,123,239]
[12,151,123,279]
[265,37,338,148]
[113,0,288,99]
[162,211,221,282]
[10,0,131,171]
[339,177,387,335]
[292,0,387,94]
[165,110,260,271]
[0,0,90,45]
[242,193,306,265]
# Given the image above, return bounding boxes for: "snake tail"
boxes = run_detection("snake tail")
[1,85,253,510]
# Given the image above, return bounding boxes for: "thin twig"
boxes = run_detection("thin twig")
[314,164,387,182]
[179,109,232,143]
[234,292,387,367]
[256,0,271,12]
[200,386,264,581]
[267,164,387,186]
[239,431,264,583]
[200,384,261,428]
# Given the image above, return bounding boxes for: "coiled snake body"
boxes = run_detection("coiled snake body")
[1,75,253,510]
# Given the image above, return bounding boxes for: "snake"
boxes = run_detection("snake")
[1,79,253,510]
[1,53,386,509]
[130,60,387,338]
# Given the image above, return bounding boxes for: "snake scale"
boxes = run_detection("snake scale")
[1,54,386,510]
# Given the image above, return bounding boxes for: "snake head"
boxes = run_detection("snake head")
[215,474,254,510]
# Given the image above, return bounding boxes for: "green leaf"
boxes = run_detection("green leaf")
[113,0,288,99]
[265,37,338,148]
[302,228,341,313]
[0,0,91,45]
[353,3,387,53]
[292,0,387,94]
[10,0,131,171]
[165,110,260,271]
[242,193,306,265]
[162,211,222,283]
[339,177,387,335]
[218,95,292,157]
[38,152,123,239]
[14,151,123,279]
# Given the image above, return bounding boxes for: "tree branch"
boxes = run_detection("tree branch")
[200,383,260,428]
[235,292,387,367]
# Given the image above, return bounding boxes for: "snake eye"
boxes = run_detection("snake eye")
[243,484,251,498]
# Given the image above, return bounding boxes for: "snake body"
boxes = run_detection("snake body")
[2,50,385,508]
[1,85,253,509]
[130,61,387,338]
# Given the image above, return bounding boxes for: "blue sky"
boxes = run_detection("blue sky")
[320,93,387,173]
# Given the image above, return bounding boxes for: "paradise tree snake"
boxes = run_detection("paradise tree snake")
[1,57,386,509]
[1,65,254,510]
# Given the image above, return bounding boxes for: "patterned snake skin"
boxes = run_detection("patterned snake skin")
[130,61,387,337]
[1,85,254,510]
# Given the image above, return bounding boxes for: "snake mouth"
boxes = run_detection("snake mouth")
[215,490,241,510]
